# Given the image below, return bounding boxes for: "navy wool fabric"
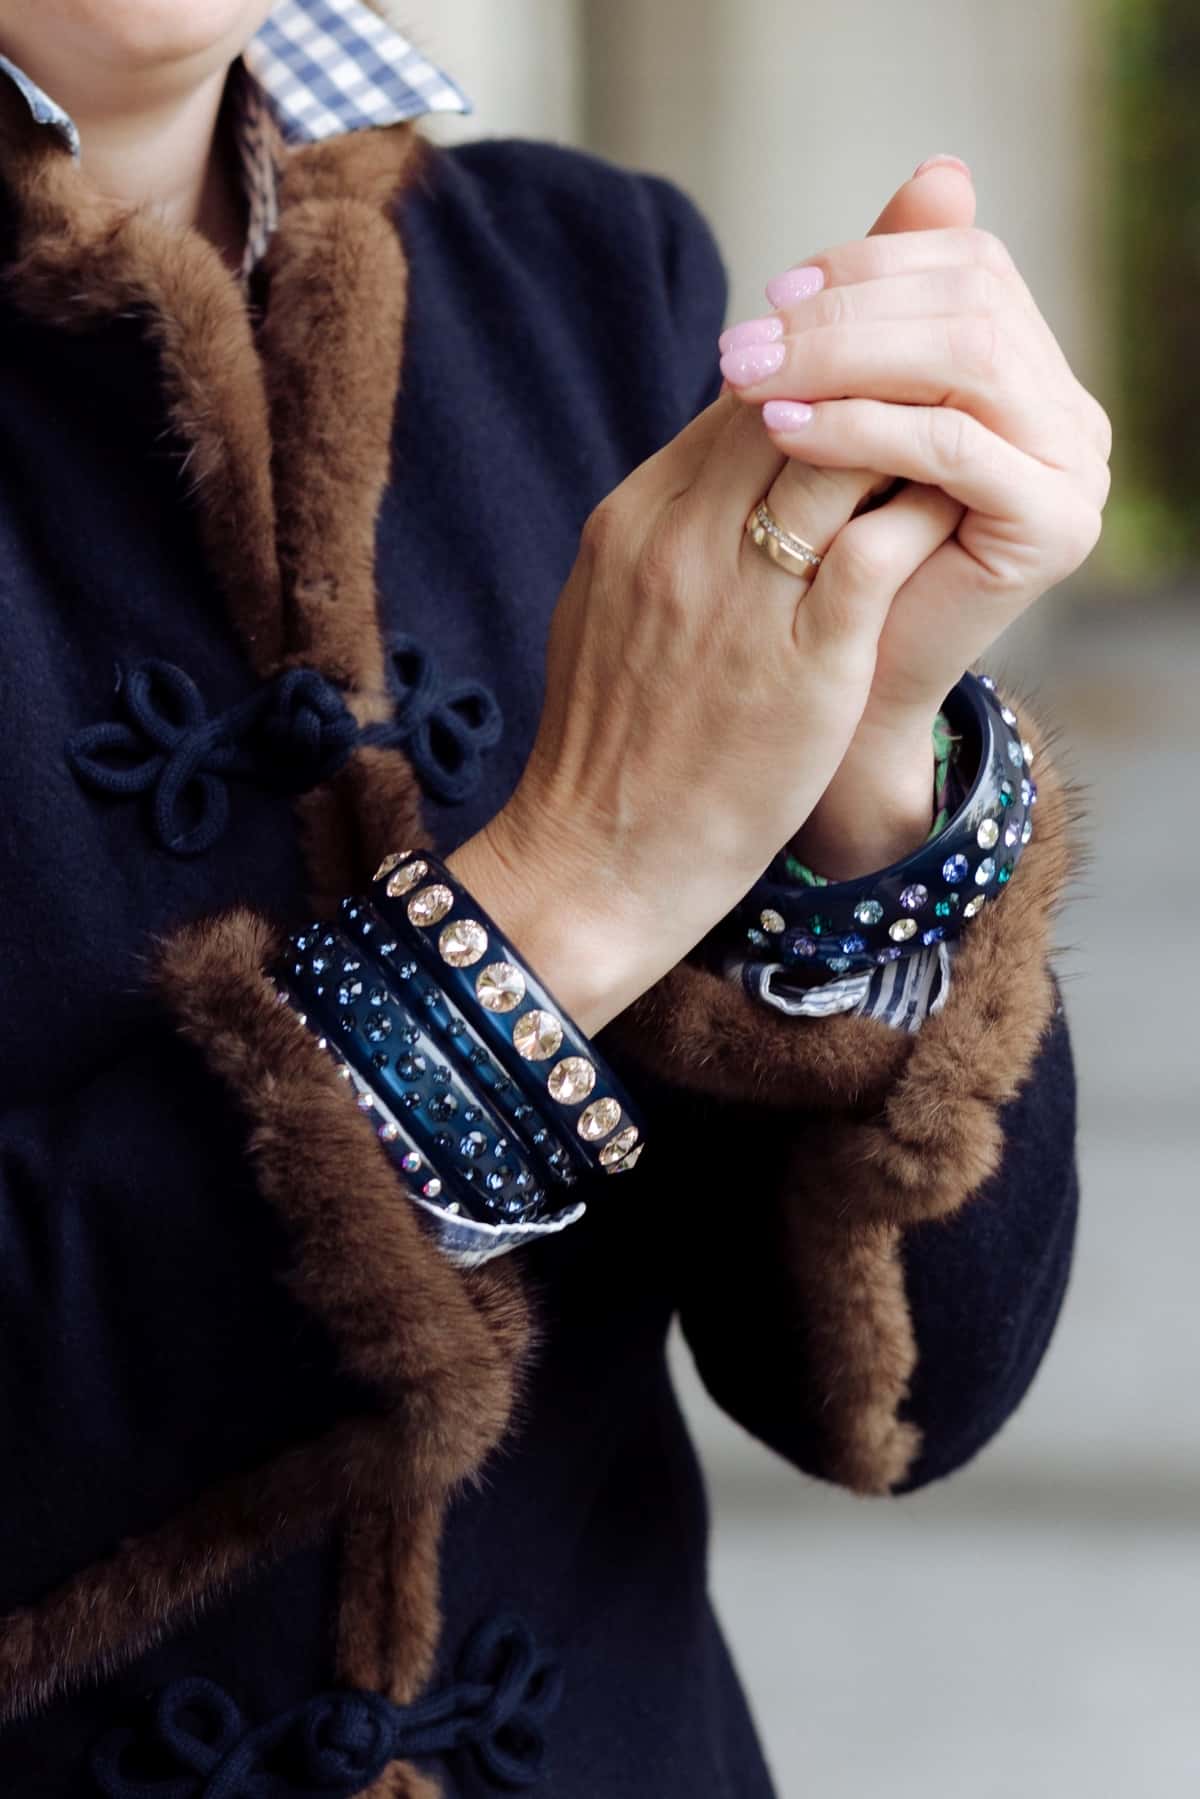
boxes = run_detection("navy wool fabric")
[0,139,1078,1795]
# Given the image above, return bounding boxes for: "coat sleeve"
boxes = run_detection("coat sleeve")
[612,178,1086,1494]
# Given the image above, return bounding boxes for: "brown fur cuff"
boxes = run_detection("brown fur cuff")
[609,682,1084,1133]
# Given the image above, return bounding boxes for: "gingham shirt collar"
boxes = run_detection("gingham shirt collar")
[0,0,470,277]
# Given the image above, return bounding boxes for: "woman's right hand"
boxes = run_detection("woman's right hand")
[449,384,959,1034]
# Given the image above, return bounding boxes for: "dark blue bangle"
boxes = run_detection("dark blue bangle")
[737,672,1037,976]
[275,923,560,1226]
[336,898,579,1189]
[368,849,645,1179]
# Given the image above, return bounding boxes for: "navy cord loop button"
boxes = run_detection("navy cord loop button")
[366,633,503,805]
[66,659,359,858]
[90,1614,562,1798]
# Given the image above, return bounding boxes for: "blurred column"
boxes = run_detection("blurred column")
[581,0,1106,643]
[581,0,1104,387]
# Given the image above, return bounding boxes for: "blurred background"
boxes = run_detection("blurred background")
[391,1,1199,1790]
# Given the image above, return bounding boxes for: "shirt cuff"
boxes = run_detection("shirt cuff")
[724,938,955,1033]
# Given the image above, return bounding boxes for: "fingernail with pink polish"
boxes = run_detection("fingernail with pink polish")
[765,265,825,309]
[719,341,786,389]
[718,314,784,355]
[763,400,814,432]
[913,153,973,181]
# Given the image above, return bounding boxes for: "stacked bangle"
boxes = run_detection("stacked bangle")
[736,672,1037,977]
[271,849,645,1248]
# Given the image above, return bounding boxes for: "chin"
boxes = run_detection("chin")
[51,0,277,70]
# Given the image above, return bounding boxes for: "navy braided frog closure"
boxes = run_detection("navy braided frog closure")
[65,660,359,857]
[365,633,503,805]
[90,1615,563,1797]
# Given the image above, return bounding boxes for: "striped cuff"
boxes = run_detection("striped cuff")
[726,939,954,1033]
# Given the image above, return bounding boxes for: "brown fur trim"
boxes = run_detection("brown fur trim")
[0,1416,401,1725]
[0,83,283,673]
[706,688,1088,1494]
[607,682,1085,1121]
[155,907,532,1472]
[780,1209,920,1496]
[0,908,534,1722]
[261,128,428,698]
[337,1498,446,1799]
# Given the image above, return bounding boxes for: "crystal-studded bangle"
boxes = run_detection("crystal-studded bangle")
[369,849,645,1178]
[276,922,559,1227]
[737,672,1037,977]
[336,900,578,1189]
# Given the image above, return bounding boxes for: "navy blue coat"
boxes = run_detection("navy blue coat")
[0,122,1079,1797]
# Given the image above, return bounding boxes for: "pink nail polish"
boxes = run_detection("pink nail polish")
[765,265,825,309]
[718,315,785,355]
[913,153,973,181]
[719,342,786,388]
[763,400,814,432]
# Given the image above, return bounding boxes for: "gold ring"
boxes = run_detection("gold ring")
[745,500,824,581]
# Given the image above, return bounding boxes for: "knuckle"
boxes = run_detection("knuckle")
[927,405,977,473]
[947,312,1004,382]
[967,227,1017,279]
[1090,397,1114,461]
[579,497,628,566]
[824,516,895,597]
[813,284,854,330]
[1061,502,1104,570]
[954,262,1008,317]
[633,507,693,615]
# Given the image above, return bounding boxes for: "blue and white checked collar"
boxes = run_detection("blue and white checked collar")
[0,0,470,275]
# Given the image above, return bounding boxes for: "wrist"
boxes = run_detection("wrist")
[789,715,938,883]
[446,810,664,1036]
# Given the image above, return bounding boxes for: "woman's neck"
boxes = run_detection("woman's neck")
[0,36,246,269]
[73,68,246,269]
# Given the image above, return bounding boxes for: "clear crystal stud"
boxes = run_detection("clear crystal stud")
[379,1122,401,1144]
[476,961,526,1013]
[599,1125,640,1168]
[760,909,786,934]
[1001,706,1017,726]
[406,883,453,927]
[1022,740,1034,766]
[977,818,1000,850]
[548,1056,596,1104]
[374,851,412,882]
[384,858,428,897]
[422,1178,442,1200]
[890,918,918,942]
[976,857,996,885]
[578,1096,622,1141]
[513,1010,564,1061]
[439,918,488,967]
[964,894,987,918]
[1007,741,1023,768]
[854,899,884,926]
[1022,819,1033,844]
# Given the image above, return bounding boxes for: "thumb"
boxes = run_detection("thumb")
[867,155,977,237]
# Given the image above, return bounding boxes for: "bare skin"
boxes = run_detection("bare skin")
[0,7,1111,1034]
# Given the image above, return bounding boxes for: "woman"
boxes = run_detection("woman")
[0,0,1105,1793]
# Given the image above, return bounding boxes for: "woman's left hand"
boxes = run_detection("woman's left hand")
[719,161,1112,879]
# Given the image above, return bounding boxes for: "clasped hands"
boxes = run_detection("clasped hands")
[452,157,1111,1037]
[723,154,1111,879]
